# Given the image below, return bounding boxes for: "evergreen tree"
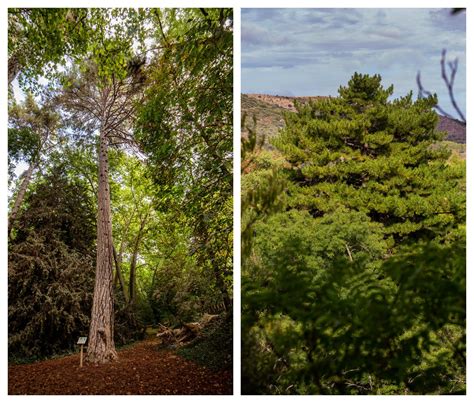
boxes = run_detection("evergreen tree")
[242,73,465,394]
[8,166,96,360]
[274,73,464,246]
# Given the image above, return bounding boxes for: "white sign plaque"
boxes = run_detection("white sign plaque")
[77,337,88,345]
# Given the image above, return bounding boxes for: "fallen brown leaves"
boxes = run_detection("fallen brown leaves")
[8,339,232,395]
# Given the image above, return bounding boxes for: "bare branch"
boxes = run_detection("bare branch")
[440,49,466,123]
[417,49,465,124]
[416,71,455,119]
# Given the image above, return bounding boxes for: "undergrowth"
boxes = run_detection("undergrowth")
[178,313,233,371]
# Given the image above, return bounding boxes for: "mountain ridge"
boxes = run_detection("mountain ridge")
[242,93,466,145]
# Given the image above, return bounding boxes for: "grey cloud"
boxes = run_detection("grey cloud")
[241,23,291,47]
[429,9,465,32]
[242,8,286,22]
[242,8,465,115]
[375,10,387,25]
[362,27,404,41]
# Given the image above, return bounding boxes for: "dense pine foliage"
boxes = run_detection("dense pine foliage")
[242,74,465,394]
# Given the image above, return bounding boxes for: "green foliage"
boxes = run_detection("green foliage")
[136,8,233,310]
[241,115,287,256]
[8,167,96,360]
[243,222,465,394]
[178,313,233,371]
[8,7,233,368]
[142,210,227,325]
[9,8,147,87]
[242,73,465,394]
[272,74,464,245]
[8,93,60,182]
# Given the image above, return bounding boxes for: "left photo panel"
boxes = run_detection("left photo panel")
[8,8,233,395]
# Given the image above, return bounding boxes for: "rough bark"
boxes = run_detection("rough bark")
[8,162,36,239]
[86,130,118,363]
[60,66,143,364]
[8,53,22,85]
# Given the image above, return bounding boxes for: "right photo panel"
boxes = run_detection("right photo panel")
[241,8,466,395]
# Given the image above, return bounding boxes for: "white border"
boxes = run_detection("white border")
[233,6,242,398]
[1,0,471,401]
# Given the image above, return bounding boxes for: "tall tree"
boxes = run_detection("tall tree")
[59,59,145,363]
[136,8,233,310]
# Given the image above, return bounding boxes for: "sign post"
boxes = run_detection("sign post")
[77,337,87,367]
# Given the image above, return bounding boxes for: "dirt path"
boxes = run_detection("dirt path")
[8,339,232,395]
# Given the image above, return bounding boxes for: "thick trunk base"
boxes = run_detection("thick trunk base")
[85,345,118,364]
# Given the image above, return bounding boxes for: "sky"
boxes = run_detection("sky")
[242,8,466,119]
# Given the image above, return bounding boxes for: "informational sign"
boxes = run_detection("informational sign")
[77,337,87,368]
[77,337,88,345]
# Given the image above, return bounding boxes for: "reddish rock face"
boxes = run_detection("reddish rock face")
[436,115,466,144]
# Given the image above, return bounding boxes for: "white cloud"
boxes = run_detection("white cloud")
[242,8,466,118]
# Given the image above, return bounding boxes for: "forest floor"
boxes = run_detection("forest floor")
[8,337,232,395]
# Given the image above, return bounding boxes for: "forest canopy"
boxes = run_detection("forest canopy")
[8,8,233,369]
[241,73,465,395]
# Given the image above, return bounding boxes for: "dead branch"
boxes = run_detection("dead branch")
[417,49,465,124]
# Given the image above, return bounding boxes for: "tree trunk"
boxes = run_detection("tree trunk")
[113,208,135,297]
[86,131,118,363]
[8,53,22,85]
[128,215,147,306]
[129,247,138,307]
[113,245,129,304]
[212,261,231,312]
[8,162,36,239]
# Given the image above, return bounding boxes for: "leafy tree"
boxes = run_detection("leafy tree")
[136,8,233,311]
[8,93,61,238]
[110,154,154,307]
[8,8,89,85]
[8,8,147,87]
[9,165,96,360]
[242,73,465,394]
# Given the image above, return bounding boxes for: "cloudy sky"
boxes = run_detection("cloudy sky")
[242,8,466,118]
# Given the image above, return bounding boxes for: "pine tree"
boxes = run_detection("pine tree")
[59,60,145,363]
[242,73,466,394]
[274,73,464,246]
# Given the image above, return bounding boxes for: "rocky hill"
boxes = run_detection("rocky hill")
[437,115,466,144]
[242,93,466,147]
